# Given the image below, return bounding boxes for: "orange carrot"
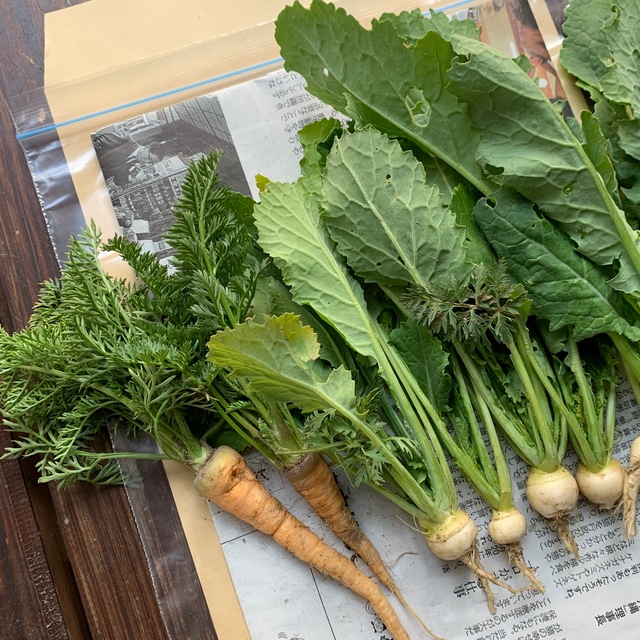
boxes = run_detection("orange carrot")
[285,453,399,591]
[194,446,411,640]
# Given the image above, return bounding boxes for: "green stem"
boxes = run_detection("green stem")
[567,335,604,470]
[605,376,618,456]
[452,340,541,465]
[513,324,578,460]
[569,119,640,281]
[376,331,457,509]
[368,483,428,520]
[609,333,640,406]
[168,411,210,467]
[72,450,171,461]
[267,403,305,467]
[382,332,506,510]
[506,335,556,470]
[472,391,514,512]
[454,353,514,510]
[342,406,446,523]
[378,391,410,439]
[520,326,601,466]
[449,353,500,496]
[204,383,280,463]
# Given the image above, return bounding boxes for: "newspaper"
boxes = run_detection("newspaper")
[92,0,568,267]
[91,1,640,638]
[214,387,639,640]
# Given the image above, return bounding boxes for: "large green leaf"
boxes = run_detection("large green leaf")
[389,319,451,413]
[207,313,356,413]
[375,8,481,44]
[597,0,640,117]
[274,0,492,194]
[563,0,640,163]
[322,129,470,290]
[253,176,377,360]
[473,189,640,342]
[448,35,640,296]
[560,0,613,93]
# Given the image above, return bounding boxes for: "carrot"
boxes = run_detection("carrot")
[285,453,398,589]
[284,453,441,637]
[194,446,412,640]
[623,437,640,538]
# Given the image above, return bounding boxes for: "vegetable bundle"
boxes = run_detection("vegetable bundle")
[0,155,417,639]
[2,0,640,636]
[560,0,640,537]
[269,0,640,544]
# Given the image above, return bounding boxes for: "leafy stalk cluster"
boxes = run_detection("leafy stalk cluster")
[403,261,529,348]
[272,0,640,498]
[0,225,213,485]
[0,153,316,485]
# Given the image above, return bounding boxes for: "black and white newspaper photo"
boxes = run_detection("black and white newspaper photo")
[92,94,251,263]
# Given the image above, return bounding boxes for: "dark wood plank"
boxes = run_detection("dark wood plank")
[0,0,62,330]
[116,437,219,640]
[0,429,70,640]
[0,1,172,638]
[49,481,170,639]
[0,0,86,636]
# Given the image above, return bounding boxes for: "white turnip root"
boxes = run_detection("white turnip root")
[487,508,527,545]
[488,508,544,593]
[576,459,624,510]
[425,509,478,561]
[424,510,523,614]
[526,466,579,557]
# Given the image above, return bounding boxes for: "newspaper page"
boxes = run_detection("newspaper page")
[215,392,639,640]
[92,0,568,265]
[91,1,640,638]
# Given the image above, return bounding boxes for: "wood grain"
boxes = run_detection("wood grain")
[0,429,70,640]
[0,1,177,638]
[0,0,61,331]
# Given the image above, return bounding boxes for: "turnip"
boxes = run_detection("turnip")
[474,189,637,533]
[576,459,625,510]
[487,508,527,546]
[525,467,579,556]
[229,131,525,608]
[286,125,539,586]
[424,509,478,561]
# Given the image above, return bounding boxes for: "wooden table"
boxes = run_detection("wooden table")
[0,3,192,638]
